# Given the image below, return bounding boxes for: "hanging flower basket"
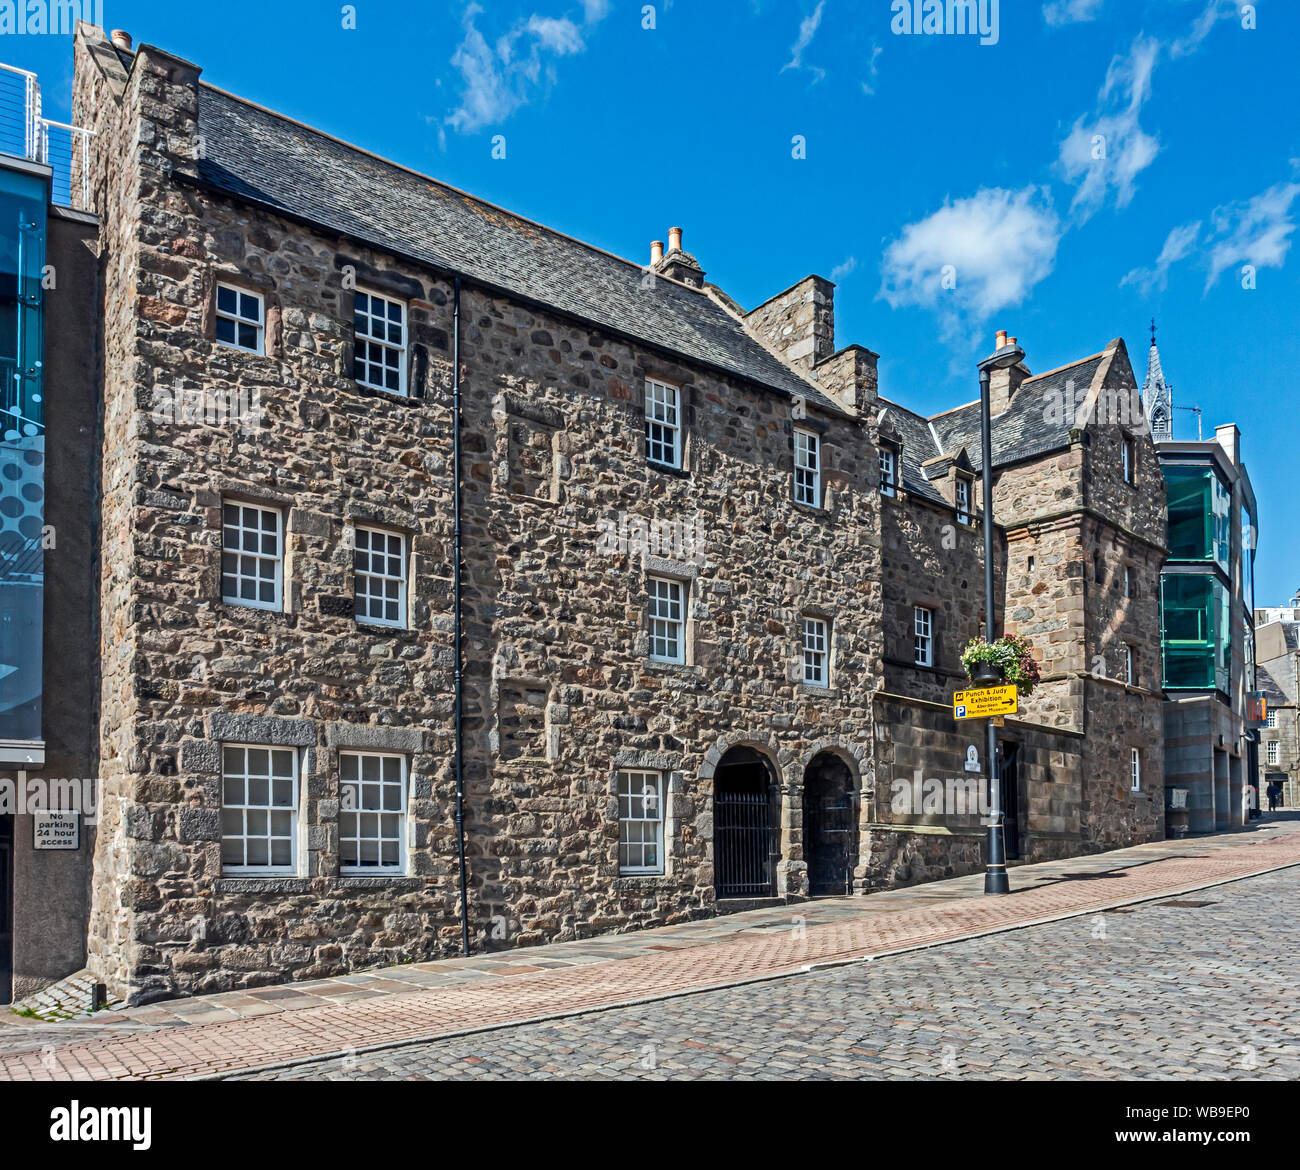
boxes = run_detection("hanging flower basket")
[960,635,1041,696]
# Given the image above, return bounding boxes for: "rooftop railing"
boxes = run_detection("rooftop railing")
[0,61,92,208]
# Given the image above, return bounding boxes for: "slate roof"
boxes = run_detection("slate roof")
[875,352,1108,506]
[190,85,842,414]
[929,353,1105,473]
[876,398,945,503]
[1257,663,1292,708]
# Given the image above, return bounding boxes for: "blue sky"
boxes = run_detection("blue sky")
[5,0,1298,603]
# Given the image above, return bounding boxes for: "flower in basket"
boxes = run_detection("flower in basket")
[960,635,1041,696]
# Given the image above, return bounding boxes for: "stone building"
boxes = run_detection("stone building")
[1256,601,1299,808]
[2,25,1170,1003]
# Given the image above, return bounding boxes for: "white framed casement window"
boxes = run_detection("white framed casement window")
[913,605,933,667]
[1122,435,1137,484]
[1267,740,1280,766]
[339,751,407,874]
[1265,710,1277,729]
[1121,643,1134,685]
[353,289,407,395]
[215,284,264,353]
[803,616,829,687]
[644,378,681,468]
[221,501,283,611]
[353,526,407,628]
[794,428,821,507]
[879,446,898,497]
[1130,748,1141,792]
[616,769,664,875]
[647,576,686,663]
[1123,566,1134,598]
[221,745,298,873]
[955,476,971,524]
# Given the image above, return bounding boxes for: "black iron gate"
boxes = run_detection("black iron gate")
[806,790,853,896]
[715,788,777,899]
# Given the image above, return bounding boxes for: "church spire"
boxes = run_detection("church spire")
[1143,319,1172,442]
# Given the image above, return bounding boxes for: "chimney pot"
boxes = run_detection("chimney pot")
[650,240,664,266]
[1007,336,1017,348]
[995,329,1008,350]
[668,226,683,254]
[110,29,133,50]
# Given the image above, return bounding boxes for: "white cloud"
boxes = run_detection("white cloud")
[831,256,857,282]
[879,186,1062,340]
[1171,0,1236,59]
[525,15,585,55]
[445,2,608,134]
[1204,182,1300,291]
[1058,35,1161,220]
[1043,0,1104,27]
[781,1,826,82]
[1120,220,1201,293]
[860,42,883,96]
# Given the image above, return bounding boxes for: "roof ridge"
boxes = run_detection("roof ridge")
[198,81,702,292]
[1021,351,1106,385]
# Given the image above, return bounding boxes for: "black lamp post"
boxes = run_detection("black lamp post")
[977,339,1024,895]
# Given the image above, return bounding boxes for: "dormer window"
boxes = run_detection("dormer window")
[955,476,972,524]
[879,445,898,498]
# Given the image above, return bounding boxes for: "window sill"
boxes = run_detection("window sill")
[643,658,701,678]
[352,380,417,405]
[646,460,690,479]
[337,875,423,888]
[216,876,310,895]
[799,683,840,698]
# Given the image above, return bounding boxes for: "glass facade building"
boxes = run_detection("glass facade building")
[1160,462,1235,694]
[0,163,46,746]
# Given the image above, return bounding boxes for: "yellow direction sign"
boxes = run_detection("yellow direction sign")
[953,685,1018,720]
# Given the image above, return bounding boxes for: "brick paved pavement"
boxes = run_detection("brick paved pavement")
[244,869,1299,1080]
[3,816,1297,1080]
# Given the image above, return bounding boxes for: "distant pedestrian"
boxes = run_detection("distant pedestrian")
[1267,781,1281,812]
[1246,782,1259,820]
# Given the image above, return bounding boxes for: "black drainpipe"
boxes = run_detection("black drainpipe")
[452,275,470,956]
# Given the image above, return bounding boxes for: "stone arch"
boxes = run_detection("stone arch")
[704,736,785,903]
[790,737,869,898]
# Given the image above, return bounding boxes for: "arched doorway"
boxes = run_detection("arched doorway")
[803,752,857,896]
[713,746,779,900]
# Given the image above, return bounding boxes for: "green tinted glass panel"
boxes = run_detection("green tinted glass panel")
[1161,573,1229,692]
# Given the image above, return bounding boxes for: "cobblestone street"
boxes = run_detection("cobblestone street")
[244,868,1300,1081]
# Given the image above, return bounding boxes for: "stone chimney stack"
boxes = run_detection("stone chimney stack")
[744,275,835,373]
[988,329,1029,415]
[1214,423,1241,465]
[656,225,706,288]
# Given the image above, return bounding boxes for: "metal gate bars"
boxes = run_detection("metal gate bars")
[714,787,777,899]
